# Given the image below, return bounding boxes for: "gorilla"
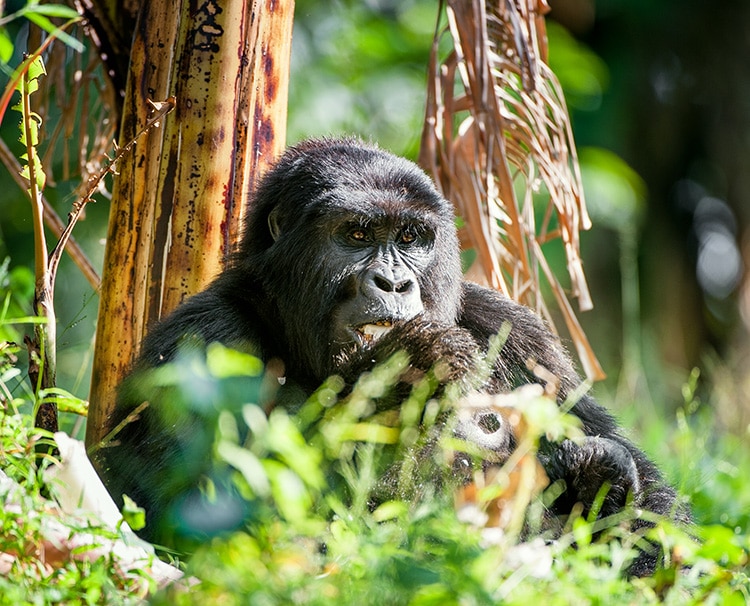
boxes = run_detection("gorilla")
[95,137,688,575]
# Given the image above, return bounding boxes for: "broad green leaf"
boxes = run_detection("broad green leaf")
[217,439,271,497]
[206,342,264,378]
[24,54,47,93]
[0,27,13,64]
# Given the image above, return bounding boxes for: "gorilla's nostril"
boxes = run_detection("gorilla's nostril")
[395,280,413,294]
[477,412,502,434]
[373,276,394,292]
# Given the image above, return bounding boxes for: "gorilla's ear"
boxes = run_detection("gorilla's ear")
[268,206,282,241]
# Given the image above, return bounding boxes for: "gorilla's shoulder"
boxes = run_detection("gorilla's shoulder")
[137,272,266,367]
[460,281,548,336]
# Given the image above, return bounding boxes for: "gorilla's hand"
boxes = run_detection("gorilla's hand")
[540,436,641,519]
[335,318,481,401]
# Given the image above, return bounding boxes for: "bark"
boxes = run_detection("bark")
[86,0,294,448]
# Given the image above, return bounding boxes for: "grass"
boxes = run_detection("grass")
[0,344,749,605]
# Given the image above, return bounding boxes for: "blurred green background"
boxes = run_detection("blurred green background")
[2,0,750,457]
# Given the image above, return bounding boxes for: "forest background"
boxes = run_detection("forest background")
[4,0,750,447]
[1,0,750,599]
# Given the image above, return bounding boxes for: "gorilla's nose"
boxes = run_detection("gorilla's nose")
[361,265,422,313]
[370,272,415,295]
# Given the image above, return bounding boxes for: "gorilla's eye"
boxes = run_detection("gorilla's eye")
[400,228,418,244]
[349,228,368,242]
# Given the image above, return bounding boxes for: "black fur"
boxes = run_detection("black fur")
[95,138,688,575]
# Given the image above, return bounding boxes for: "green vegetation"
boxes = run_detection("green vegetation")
[1,335,749,604]
[1,0,749,603]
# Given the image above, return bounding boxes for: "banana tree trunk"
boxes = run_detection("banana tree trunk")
[86,0,294,449]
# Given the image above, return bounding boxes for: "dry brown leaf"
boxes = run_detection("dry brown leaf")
[419,0,603,381]
[453,396,549,532]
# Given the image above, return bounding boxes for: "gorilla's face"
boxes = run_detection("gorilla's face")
[243,139,464,382]
[327,203,438,352]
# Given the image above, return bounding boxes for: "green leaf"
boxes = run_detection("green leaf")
[206,342,264,378]
[29,150,46,190]
[266,409,326,490]
[216,439,271,497]
[23,12,83,53]
[22,4,80,20]
[264,460,312,523]
[0,27,13,63]
[13,54,46,105]
[26,112,41,145]
[572,516,592,547]
[121,494,146,531]
[25,54,46,85]
[697,525,748,566]
[38,387,89,416]
[372,500,408,523]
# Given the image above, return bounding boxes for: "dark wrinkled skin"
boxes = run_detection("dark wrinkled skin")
[96,138,689,576]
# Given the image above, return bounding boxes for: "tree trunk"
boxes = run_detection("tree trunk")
[86,0,294,449]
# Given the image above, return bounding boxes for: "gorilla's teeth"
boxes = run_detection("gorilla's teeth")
[360,322,392,341]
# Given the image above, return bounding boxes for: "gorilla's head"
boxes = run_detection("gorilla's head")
[238,138,463,381]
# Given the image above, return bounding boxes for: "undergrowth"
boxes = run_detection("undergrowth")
[1,338,749,605]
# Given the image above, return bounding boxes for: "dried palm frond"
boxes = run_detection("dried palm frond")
[419,0,604,381]
[0,24,118,288]
[39,26,118,200]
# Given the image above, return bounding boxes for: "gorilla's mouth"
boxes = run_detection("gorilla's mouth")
[354,320,393,345]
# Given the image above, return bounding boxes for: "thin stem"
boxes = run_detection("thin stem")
[47,96,176,289]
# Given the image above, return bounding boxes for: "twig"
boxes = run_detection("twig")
[87,400,150,456]
[47,97,176,288]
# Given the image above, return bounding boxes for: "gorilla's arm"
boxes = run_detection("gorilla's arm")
[94,270,277,538]
[458,281,688,567]
[134,269,269,368]
[458,283,600,411]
